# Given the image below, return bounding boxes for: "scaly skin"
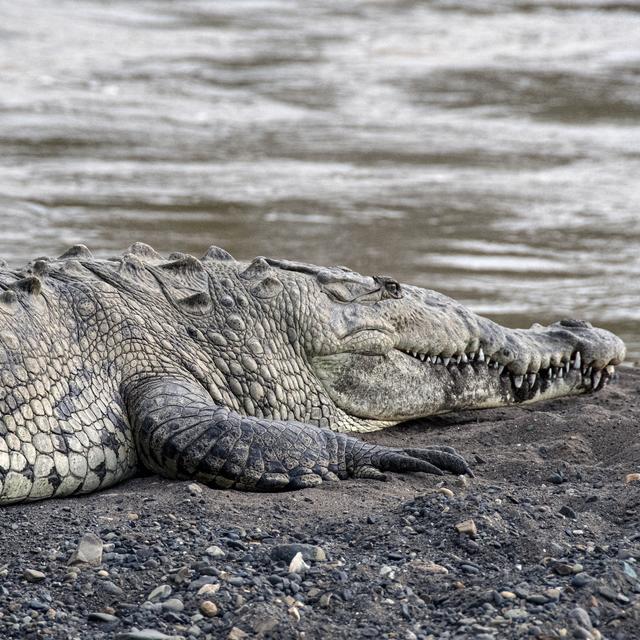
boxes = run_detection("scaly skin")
[0,244,625,503]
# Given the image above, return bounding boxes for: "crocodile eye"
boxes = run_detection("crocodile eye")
[375,276,402,299]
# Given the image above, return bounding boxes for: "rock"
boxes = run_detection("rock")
[504,608,528,620]
[147,584,172,602]
[227,628,248,640]
[412,561,448,574]
[455,519,477,537]
[127,512,139,521]
[569,607,593,630]
[560,505,577,519]
[379,565,395,578]
[197,583,220,596]
[188,482,203,494]
[625,473,640,484]
[205,545,225,558]
[271,543,327,563]
[438,487,454,498]
[200,600,219,617]
[101,581,124,597]
[500,591,517,599]
[116,631,184,640]
[572,573,593,588]
[162,598,184,612]
[24,569,46,582]
[288,552,309,574]
[68,532,103,567]
[88,612,119,624]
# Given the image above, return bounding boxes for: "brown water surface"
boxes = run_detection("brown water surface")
[1,1,639,359]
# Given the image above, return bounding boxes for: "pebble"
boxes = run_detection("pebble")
[187,483,203,494]
[504,608,529,620]
[572,573,593,588]
[569,607,593,630]
[437,487,454,498]
[68,532,103,567]
[162,598,184,612]
[454,519,477,537]
[197,583,220,596]
[23,569,46,582]
[115,631,184,640]
[147,584,172,602]
[199,600,219,617]
[559,505,577,519]
[625,473,640,484]
[288,552,310,574]
[271,543,327,563]
[227,628,248,640]
[88,612,119,624]
[205,545,225,558]
[500,591,517,599]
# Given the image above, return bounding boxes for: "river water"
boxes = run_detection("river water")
[1,0,639,360]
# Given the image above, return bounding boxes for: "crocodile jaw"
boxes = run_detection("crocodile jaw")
[313,344,621,427]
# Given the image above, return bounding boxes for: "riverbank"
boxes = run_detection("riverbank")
[1,368,639,639]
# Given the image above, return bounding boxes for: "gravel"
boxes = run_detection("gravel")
[1,367,639,639]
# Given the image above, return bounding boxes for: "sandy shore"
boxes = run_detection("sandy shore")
[1,368,639,639]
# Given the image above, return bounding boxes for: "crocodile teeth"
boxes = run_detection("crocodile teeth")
[477,348,484,362]
[527,373,536,386]
[460,354,468,363]
[442,356,450,366]
[557,367,564,378]
[592,370,602,388]
[418,353,426,362]
[426,355,432,364]
[572,352,581,369]
[606,365,615,375]
[583,365,592,377]
[498,365,505,375]
[564,361,571,374]
[468,352,475,361]
[513,375,524,389]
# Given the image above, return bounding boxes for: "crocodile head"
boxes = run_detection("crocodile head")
[250,257,625,432]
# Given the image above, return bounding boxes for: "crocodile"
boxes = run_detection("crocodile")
[0,244,626,504]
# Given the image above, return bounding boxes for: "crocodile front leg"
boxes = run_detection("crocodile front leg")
[124,376,472,491]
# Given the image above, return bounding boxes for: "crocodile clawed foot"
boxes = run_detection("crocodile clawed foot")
[351,442,474,482]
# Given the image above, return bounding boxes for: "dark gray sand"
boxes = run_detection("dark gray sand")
[1,368,639,640]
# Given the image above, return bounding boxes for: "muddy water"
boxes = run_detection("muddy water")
[0,1,639,359]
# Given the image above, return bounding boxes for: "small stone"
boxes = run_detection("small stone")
[147,584,172,602]
[625,473,640,484]
[500,591,517,599]
[526,594,549,605]
[205,545,225,558]
[271,543,327,563]
[288,552,309,574]
[438,487,454,498]
[227,628,248,640]
[552,562,574,576]
[68,533,103,567]
[188,482,203,494]
[413,561,448,574]
[596,585,619,602]
[379,565,395,578]
[199,600,219,617]
[24,569,46,582]
[559,505,577,519]
[115,631,183,640]
[544,588,561,601]
[569,607,592,630]
[455,519,477,537]
[504,608,528,620]
[572,573,593,588]
[197,583,220,596]
[162,598,184,612]
[97,570,109,577]
[88,612,119,624]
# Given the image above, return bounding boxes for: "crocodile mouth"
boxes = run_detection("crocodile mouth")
[396,347,616,399]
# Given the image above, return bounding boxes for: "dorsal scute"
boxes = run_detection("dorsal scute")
[240,257,270,280]
[160,255,205,274]
[127,242,161,261]
[58,244,93,260]
[202,246,235,262]
[11,276,42,296]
